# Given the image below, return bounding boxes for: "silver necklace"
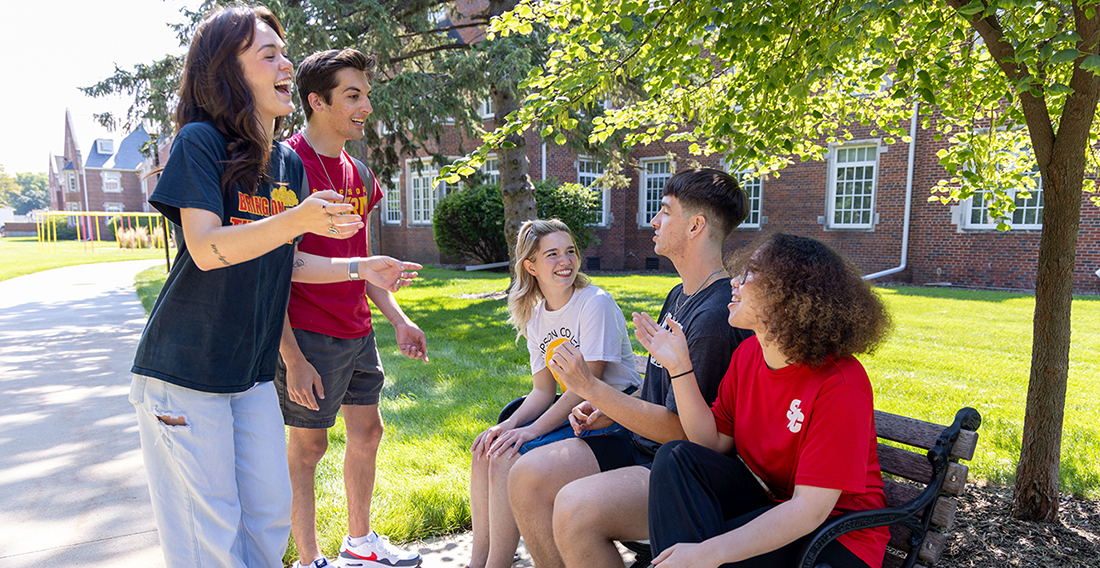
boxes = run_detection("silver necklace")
[672,268,726,320]
[301,131,343,196]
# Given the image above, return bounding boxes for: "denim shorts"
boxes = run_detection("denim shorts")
[517,385,637,455]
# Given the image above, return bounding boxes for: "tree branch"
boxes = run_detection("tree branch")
[943,0,1054,162]
[398,20,490,39]
[389,42,472,64]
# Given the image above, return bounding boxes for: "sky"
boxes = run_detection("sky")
[0,0,192,175]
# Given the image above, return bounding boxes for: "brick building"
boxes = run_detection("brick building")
[366,105,1100,294]
[48,109,159,233]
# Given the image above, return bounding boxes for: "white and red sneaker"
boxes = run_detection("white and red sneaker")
[332,532,422,568]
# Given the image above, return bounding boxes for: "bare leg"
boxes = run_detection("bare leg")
[509,439,600,568]
[486,452,523,568]
[469,449,491,568]
[554,466,650,568]
[342,404,384,539]
[288,426,330,565]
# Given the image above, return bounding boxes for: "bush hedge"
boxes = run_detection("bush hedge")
[433,180,600,264]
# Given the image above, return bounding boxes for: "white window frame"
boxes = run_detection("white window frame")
[102,171,122,193]
[382,175,402,225]
[720,156,764,229]
[482,155,500,186]
[406,158,462,225]
[104,203,124,213]
[96,139,114,154]
[479,98,495,120]
[66,172,77,192]
[637,158,674,228]
[963,172,1044,230]
[577,156,610,227]
[826,142,881,229]
[738,172,763,229]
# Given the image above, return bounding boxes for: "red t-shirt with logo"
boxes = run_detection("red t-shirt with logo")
[711,336,889,567]
[285,133,383,339]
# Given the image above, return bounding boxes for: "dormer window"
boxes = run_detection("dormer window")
[96,139,115,154]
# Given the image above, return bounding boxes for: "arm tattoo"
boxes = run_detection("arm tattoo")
[292,258,306,272]
[211,244,230,266]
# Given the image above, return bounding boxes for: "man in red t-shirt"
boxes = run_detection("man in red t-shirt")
[277,49,427,568]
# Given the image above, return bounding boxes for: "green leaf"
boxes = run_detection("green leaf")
[554,132,567,145]
[1048,82,1074,95]
[1081,54,1100,76]
[1050,49,1080,65]
[620,16,633,33]
[957,1,985,16]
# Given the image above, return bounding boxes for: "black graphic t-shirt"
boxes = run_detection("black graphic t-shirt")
[132,122,306,393]
[632,278,754,455]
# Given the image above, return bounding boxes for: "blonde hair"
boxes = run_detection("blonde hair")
[507,219,590,339]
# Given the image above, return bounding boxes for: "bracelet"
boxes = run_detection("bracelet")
[348,257,361,281]
[669,368,694,379]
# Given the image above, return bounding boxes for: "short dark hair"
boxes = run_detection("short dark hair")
[728,232,891,367]
[663,168,748,242]
[295,49,376,120]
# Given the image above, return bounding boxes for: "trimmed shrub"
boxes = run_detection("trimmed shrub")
[433,180,601,264]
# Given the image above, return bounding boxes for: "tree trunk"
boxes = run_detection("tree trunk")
[1012,170,1079,522]
[1011,81,1096,520]
[492,84,537,282]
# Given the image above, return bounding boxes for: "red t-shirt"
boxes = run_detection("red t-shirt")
[284,133,383,339]
[711,336,889,568]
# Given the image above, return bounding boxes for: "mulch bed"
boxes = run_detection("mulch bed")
[941,482,1100,567]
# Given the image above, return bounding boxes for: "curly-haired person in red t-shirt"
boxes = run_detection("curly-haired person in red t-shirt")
[628,232,892,568]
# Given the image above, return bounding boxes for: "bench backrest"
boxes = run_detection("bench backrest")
[875,410,979,567]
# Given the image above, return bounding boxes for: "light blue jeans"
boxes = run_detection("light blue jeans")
[130,375,291,568]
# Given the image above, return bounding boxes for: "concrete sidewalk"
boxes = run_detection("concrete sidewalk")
[0,260,632,568]
[0,259,165,568]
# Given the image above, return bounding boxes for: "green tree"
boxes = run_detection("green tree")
[11,172,49,215]
[83,0,562,270]
[0,166,17,209]
[469,0,1100,522]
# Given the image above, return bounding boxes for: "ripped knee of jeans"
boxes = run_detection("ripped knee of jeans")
[153,407,189,429]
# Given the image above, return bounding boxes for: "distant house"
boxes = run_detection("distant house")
[48,109,160,234]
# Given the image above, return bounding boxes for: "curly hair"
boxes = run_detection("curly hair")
[729,233,891,367]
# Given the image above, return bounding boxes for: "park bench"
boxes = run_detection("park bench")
[499,354,982,568]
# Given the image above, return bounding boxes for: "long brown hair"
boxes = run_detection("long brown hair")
[174,5,286,196]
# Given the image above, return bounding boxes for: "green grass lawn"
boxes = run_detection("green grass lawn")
[0,236,170,282]
[130,266,1100,558]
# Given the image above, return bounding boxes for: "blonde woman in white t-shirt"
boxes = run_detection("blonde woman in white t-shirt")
[468,218,642,568]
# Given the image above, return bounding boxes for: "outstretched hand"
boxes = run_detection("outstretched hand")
[361,256,422,292]
[632,312,691,376]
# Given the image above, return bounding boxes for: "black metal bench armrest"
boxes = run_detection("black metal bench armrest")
[796,407,981,568]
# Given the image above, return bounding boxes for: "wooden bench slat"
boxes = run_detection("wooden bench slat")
[888,525,946,564]
[875,410,979,461]
[882,479,957,529]
[877,444,970,494]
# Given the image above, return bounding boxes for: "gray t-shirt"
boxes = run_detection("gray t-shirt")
[632,278,754,455]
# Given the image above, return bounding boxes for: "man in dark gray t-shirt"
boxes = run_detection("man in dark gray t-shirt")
[509,168,753,568]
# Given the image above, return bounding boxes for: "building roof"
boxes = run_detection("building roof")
[63,160,75,171]
[84,125,150,170]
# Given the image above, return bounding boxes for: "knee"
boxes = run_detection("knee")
[552,484,596,541]
[290,435,328,466]
[487,453,515,479]
[652,439,694,479]
[508,455,548,505]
